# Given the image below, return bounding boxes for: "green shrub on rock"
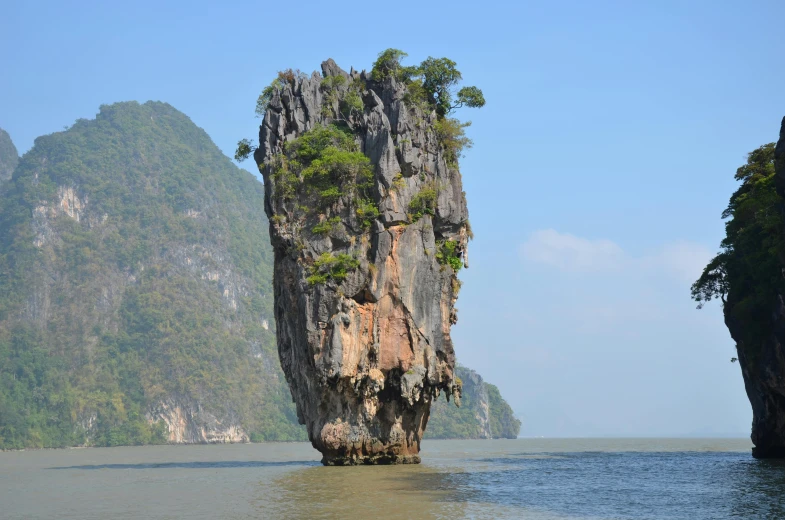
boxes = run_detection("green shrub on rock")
[436,240,463,272]
[371,49,418,83]
[307,252,360,285]
[356,199,380,230]
[312,216,342,235]
[266,125,374,210]
[434,118,473,167]
[408,183,438,222]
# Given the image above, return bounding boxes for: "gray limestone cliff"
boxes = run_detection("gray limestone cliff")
[0,128,19,183]
[254,59,470,464]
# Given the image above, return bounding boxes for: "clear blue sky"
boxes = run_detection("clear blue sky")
[3,0,784,436]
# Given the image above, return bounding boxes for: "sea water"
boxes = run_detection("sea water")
[3,438,782,519]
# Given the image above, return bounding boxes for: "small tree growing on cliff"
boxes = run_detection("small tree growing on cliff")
[369,49,485,167]
[419,57,486,118]
[692,143,782,309]
[692,142,785,355]
[234,138,256,162]
[371,49,486,118]
[370,49,418,83]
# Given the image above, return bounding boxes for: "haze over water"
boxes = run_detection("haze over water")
[5,438,785,519]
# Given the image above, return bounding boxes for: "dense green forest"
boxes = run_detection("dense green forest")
[0,102,519,449]
[0,102,303,449]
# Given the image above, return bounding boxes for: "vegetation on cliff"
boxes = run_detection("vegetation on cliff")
[236,48,484,168]
[692,142,785,364]
[691,122,785,458]
[0,102,304,449]
[370,49,485,117]
[266,124,375,230]
[373,49,482,166]
[244,50,492,463]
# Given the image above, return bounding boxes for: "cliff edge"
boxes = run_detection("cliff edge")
[736,117,785,458]
[693,117,785,458]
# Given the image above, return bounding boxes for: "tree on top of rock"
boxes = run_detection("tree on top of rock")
[371,49,486,118]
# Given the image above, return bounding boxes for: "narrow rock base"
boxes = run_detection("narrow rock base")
[321,454,422,466]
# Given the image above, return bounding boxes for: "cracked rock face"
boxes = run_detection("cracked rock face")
[254,59,468,465]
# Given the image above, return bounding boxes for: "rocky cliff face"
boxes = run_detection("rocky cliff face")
[254,59,469,464]
[0,128,19,183]
[727,117,785,458]
[147,394,249,444]
[729,297,785,458]
[461,368,492,438]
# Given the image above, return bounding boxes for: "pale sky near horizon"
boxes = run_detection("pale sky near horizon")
[3,0,785,437]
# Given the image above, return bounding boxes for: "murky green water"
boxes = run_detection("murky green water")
[4,438,780,519]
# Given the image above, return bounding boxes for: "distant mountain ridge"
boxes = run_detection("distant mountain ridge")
[0,128,18,183]
[0,102,519,449]
[427,366,521,439]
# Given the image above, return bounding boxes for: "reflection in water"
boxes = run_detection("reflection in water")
[259,465,467,520]
[728,458,785,518]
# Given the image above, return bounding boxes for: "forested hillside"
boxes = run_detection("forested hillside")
[0,102,303,448]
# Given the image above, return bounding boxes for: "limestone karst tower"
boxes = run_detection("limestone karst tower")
[254,56,476,464]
